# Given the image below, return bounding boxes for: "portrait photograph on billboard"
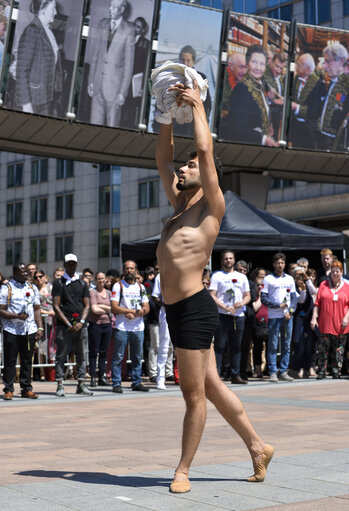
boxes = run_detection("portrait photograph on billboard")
[219,13,290,147]
[0,0,12,69]
[148,0,223,137]
[288,25,349,154]
[77,0,156,130]
[4,0,85,118]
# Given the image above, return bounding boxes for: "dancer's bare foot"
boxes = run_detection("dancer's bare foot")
[169,471,191,493]
[247,444,274,482]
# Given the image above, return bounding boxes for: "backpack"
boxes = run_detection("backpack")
[5,281,35,308]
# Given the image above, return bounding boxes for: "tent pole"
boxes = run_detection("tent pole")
[343,249,347,273]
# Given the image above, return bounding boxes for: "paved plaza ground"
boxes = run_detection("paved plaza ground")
[1,377,349,510]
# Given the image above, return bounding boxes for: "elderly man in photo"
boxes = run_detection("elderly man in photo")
[221,52,246,118]
[290,53,325,149]
[88,0,135,127]
[0,264,43,400]
[317,42,349,152]
[156,78,273,493]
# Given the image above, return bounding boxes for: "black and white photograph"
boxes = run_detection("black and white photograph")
[4,0,85,118]
[289,25,349,153]
[148,0,222,137]
[0,0,12,68]
[77,0,155,130]
[219,13,290,147]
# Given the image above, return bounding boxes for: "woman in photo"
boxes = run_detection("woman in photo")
[225,45,277,147]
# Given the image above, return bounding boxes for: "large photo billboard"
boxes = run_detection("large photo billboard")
[148,0,222,137]
[77,0,156,130]
[219,13,290,147]
[289,25,349,153]
[4,0,85,118]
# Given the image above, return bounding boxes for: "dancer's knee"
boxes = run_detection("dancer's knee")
[182,389,206,409]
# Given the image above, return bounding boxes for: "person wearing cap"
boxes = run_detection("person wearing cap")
[52,253,92,396]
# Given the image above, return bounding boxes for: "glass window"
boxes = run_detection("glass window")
[112,185,120,214]
[245,0,257,13]
[100,164,112,172]
[318,0,330,23]
[7,163,23,187]
[55,236,73,261]
[267,0,279,6]
[268,8,278,18]
[344,0,349,16]
[56,194,73,220]
[304,0,316,24]
[7,202,23,226]
[65,194,73,219]
[56,196,63,220]
[98,229,110,258]
[31,198,47,223]
[112,228,120,257]
[99,186,110,215]
[280,4,292,20]
[30,239,47,263]
[56,159,74,179]
[138,182,148,209]
[30,200,38,224]
[31,159,48,184]
[6,241,22,265]
[149,180,159,208]
[138,179,159,209]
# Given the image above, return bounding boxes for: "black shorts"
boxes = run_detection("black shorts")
[165,289,218,350]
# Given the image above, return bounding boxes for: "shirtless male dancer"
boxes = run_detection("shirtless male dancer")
[156,79,274,493]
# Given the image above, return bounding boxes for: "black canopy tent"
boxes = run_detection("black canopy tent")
[122,191,349,262]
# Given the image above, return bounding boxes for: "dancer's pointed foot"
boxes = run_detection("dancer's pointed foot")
[169,472,191,493]
[247,444,274,482]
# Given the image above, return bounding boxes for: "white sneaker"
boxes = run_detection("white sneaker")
[279,372,294,382]
[56,383,65,397]
[269,373,278,383]
[157,381,167,390]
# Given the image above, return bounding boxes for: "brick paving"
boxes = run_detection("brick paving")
[1,377,349,510]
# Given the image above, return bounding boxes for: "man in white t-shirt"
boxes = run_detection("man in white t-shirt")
[110,260,150,393]
[209,251,251,384]
[261,252,297,383]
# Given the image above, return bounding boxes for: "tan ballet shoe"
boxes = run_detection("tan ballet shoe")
[247,444,274,482]
[169,472,191,493]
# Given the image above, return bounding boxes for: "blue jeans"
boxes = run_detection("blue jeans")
[214,314,245,377]
[267,317,293,375]
[112,329,144,387]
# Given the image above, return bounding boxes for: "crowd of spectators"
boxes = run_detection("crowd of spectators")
[1,246,348,399]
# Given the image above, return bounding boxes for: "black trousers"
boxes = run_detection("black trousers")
[88,322,112,377]
[3,331,36,393]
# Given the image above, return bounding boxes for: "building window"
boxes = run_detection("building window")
[318,0,330,23]
[7,163,23,187]
[267,4,292,20]
[344,0,349,16]
[30,238,47,263]
[138,179,159,209]
[55,235,73,261]
[270,178,295,190]
[6,240,22,265]
[100,164,112,172]
[31,159,48,184]
[304,0,330,24]
[56,194,73,220]
[112,185,120,214]
[99,186,110,215]
[6,202,23,226]
[30,198,47,223]
[56,159,74,179]
[98,228,120,258]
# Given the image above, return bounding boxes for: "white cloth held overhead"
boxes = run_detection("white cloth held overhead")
[151,61,209,125]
